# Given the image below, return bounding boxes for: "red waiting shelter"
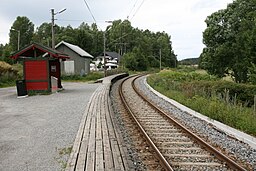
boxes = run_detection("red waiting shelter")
[10,42,70,93]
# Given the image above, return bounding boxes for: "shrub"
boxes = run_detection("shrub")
[0,61,21,87]
[149,70,256,107]
[147,70,256,136]
[0,61,16,75]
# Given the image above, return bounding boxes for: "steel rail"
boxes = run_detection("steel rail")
[119,75,174,171]
[131,75,247,171]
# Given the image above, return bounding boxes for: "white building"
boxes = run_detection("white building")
[91,52,121,71]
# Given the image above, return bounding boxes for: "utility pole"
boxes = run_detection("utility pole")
[17,30,20,50]
[103,21,113,77]
[51,8,66,49]
[11,29,20,50]
[51,9,55,49]
[115,43,128,55]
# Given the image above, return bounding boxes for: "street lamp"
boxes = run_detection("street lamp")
[51,8,66,49]
[11,29,20,50]
[104,21,113,77]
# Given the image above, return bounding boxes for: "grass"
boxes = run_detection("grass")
[147,70,256,136]
[62,68,130,82]
[55,146,72,170]
[0,79,16,88]
[61,72,104,82]
[27,90,51,96]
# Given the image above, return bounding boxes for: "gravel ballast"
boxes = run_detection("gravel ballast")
[0,82,100,171]
[135,76,256,170]
[110,78,148,171]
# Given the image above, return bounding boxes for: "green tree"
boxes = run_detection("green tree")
[105,19,178,69]
[201,9,231,78]
[122,52,138,70]
[10,16,34,51]
[106,20,128,55]
[122,47,148,71]
[200,0,256,83]
[90,23,103,56]
[248,62,256,84]
[33,22,52,46]
[57,25,76,45]
[74,28,93,51]
[15,17,177,71]
[156,33,174,67]
[0,44,4,57]
[0,44,14,64]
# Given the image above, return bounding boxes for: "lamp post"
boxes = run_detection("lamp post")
[51,8,66,49]
[11,29,20,50]
[103,21,112,77]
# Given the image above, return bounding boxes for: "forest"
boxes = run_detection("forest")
[0,17,177,71]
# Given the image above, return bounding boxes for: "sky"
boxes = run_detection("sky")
[0,0,233,60]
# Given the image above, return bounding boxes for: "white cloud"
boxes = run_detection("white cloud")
[129,0,232,59]
[0,16,12,45]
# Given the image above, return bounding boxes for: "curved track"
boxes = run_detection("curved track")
[119,75,246,171]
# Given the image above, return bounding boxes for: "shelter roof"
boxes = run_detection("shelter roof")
[10,42,70,60]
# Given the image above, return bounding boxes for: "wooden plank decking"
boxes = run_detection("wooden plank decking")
[66,76,132,171]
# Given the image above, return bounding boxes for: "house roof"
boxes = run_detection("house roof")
[10,42,70,60]
[97,51,121,60]
[105,51,121,60]
[55,41,93,59]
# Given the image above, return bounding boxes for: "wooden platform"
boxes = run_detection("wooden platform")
[66,75,132,171]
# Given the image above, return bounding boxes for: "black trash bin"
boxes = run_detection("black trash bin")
[16,80,27,97]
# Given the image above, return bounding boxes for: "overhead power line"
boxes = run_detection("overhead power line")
[58,19,92,22]
[108,32,132,46]
[82,0,97,24]
[127,0,140,20]
[130,0,145,21]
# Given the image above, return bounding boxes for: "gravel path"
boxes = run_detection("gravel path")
[0,82,100,171]
[135,76,256,170]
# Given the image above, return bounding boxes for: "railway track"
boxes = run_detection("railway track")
[119,75,246,171]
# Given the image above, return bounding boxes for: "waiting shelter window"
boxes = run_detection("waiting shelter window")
[51,65,56,72]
